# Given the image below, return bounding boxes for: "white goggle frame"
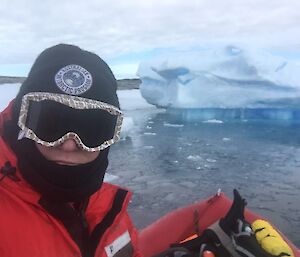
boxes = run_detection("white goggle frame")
[18,92,123,152]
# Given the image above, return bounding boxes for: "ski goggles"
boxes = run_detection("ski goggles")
[18,92,123,152]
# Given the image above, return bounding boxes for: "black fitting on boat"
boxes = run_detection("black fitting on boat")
[0,161,19,182]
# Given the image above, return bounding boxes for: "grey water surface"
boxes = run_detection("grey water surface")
[108,108,300,247]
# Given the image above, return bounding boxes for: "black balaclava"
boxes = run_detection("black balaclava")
[4,44,120,202]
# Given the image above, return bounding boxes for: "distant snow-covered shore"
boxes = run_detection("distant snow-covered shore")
[0,76,141,90]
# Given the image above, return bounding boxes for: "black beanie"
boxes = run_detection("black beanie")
[13,44,120,122]
[4,44,120,202]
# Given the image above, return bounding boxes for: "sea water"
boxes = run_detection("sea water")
[109,108,300,247]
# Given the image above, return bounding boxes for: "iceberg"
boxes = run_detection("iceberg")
[137,46,300,120]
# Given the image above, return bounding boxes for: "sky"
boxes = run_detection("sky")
[0,0,300,79]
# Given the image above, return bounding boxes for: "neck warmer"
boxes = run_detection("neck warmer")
[3,120,108,202]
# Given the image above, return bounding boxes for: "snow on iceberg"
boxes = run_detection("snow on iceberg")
[137,46,300,109]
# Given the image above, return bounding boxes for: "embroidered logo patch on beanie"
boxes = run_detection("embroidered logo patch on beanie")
[55,64,93,95]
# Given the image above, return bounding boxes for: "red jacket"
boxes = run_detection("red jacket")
[0,102,142,257]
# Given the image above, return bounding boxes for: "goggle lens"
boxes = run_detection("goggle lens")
[18,93,123,152]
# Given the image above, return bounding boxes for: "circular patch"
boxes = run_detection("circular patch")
[55,64,93,95]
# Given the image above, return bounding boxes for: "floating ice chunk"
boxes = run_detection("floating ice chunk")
[222,137,231,141]
[203,119,224,124]
[143,146,154,149]
[120,116,135,139]
[187,155,202,161]
[144,132,157,136]
[163,122,184,127]
[206,158,217,163]
[164,192,177,202]
[104,173,119,182]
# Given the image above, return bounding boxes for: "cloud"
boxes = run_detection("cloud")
[0,0,300,76]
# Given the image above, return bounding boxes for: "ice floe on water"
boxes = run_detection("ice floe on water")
[206,158,217,163]
[163,122,184,127]
[120,116,136,139]
[202,119,224,124]
[104,173,119,182]
[143,146,154,149]
[143,132,157,136]
[187,155,202,161]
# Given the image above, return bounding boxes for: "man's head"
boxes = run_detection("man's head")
[13,44,122,165]
[6,44,122,201]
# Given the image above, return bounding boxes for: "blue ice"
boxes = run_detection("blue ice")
[137,45,300,120]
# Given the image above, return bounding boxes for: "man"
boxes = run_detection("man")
[0,44,142,257]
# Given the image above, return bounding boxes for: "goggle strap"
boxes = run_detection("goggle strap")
[18,130,26,141]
